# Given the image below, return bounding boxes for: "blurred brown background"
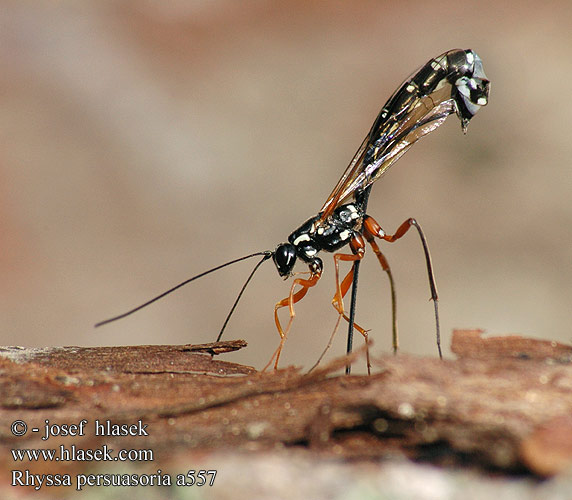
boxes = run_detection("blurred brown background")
[1,0,571,371]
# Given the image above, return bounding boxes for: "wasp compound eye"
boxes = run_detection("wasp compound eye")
[273,243,297,277]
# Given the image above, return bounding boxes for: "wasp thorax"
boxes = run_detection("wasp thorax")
[273,243,297,278]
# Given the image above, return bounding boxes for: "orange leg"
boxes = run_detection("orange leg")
[363,216,441,359]
[331,235,366,328]
[265,262,322,371]
[334,262,369,335]
[309,260,371,373]
[319,235,372,374]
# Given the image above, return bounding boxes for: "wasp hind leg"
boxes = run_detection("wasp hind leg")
[363,235,398,354]
[363,215,441,359]
[264,260,323,371]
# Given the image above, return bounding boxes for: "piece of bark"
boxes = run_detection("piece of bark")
[451,328,572,362]
[0,341,254,376]
[1,331,572,484]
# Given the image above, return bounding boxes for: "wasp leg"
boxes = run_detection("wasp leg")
[362,235,398,354]
[309,252,371,373]
[327,235,371,374]
[264,261,322,371]
[335,267,370,338]
[363,216,441,359]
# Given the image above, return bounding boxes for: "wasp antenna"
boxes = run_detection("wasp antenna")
[95,251,273,328]
[216,251,273,342]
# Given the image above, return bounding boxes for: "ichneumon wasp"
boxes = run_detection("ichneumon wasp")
[97,48,490,373]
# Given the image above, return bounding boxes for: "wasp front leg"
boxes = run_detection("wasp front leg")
[265,259,323,371]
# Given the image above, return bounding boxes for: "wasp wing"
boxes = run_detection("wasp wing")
[319,86,455,220]
[318,48,489,222]
[318,133,369,219]
[332,88,457,210]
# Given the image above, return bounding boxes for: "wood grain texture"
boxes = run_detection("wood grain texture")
[1,330,572,491]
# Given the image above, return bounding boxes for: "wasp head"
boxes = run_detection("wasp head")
[273,243,297,278]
